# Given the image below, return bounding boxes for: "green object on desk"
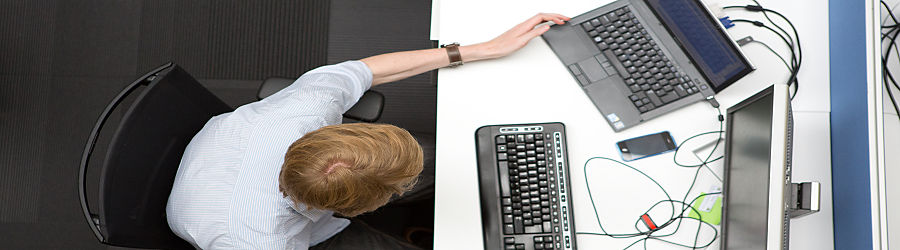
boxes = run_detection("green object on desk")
[688,193,722,225]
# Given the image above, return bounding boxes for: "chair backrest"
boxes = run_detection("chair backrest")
[79,63,232,249]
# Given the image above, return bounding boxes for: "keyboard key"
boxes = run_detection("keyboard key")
[660,92,679,104]
[674,85,687,96]
[590,18,601,27]
[496,136,506,144]
[646,90,664,106]
[582,22,593,31]
[600,15,611,25]
[602,50,630,77]
[630,84,641,93]
[504,224,514,234]
[514,217,524,233]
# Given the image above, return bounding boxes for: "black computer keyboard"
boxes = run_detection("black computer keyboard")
[580,6,701,113]
[475,123,576,250]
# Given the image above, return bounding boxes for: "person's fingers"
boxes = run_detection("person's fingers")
[511,13,569,35]
[535,13,567,25]
[547,14,571,25]
[545,13,571,22]
[513,14,549,33]
[537,13,571,25]
[519,24,551,42]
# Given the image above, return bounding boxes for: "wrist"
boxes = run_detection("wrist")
[459,43,495,62]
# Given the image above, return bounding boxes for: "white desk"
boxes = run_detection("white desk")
[432,0,834,249]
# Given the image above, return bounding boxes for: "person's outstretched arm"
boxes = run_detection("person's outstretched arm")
[360,13,570,86]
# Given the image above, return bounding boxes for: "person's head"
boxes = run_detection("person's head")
[279,123,423,217]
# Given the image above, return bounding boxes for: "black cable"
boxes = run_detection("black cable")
[749,40,792,72]
[880,0,900,117]
[724,4,803,99]
[883,0,900,27]
[731,19,799,95]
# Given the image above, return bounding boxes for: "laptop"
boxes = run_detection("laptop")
[542,0,753,132]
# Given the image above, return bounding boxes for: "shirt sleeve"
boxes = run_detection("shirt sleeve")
[269,60,373,113]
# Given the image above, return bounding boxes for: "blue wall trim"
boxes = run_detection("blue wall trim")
[829,0,872,249]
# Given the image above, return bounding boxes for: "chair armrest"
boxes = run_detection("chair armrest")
[257,77,295,100]
[344,90,384,122]
[259,77,384,122]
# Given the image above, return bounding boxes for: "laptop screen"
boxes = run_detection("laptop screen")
[644,0,753,92]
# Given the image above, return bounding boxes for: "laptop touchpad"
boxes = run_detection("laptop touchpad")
[577,58,609,83]
[583,78,641,128]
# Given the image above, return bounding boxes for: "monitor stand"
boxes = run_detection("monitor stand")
[790,182,821,218]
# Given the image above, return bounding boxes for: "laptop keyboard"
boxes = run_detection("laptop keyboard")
[574,7,704,113]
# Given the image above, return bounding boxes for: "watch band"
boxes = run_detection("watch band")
[442,43,463,67]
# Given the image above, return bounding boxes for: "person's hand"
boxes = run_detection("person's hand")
[462,13,571,61]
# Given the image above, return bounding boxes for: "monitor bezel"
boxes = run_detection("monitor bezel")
[721,84,791,250]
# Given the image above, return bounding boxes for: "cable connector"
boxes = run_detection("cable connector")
[736,36,754,46]
[744,5,765,12]
[719,16,735,29]
[706,96,720,108]
[640,214,658,230]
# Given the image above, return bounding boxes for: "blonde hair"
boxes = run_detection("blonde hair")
[279,123,423,217]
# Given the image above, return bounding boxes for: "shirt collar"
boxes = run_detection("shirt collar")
[283,196,329,222]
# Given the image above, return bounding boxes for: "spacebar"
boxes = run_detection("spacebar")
[603,50,630,77]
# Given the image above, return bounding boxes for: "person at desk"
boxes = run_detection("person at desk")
[166,13,570,250]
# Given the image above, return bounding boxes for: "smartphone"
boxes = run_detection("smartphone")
[616,131,677,161]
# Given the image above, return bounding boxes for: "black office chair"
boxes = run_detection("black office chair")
[78,63,384,249]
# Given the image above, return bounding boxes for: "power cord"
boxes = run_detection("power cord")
[879,0,900,118]
[576,105,725,249]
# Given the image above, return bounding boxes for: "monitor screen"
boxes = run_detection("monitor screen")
[644,0,753,92]
[723,91,774,249]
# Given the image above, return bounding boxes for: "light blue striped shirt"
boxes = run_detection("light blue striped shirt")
[166,61,373,249]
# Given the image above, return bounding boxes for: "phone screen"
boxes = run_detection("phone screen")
[617,132,677,161]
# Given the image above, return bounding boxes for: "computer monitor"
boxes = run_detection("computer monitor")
[721,84,793,250]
